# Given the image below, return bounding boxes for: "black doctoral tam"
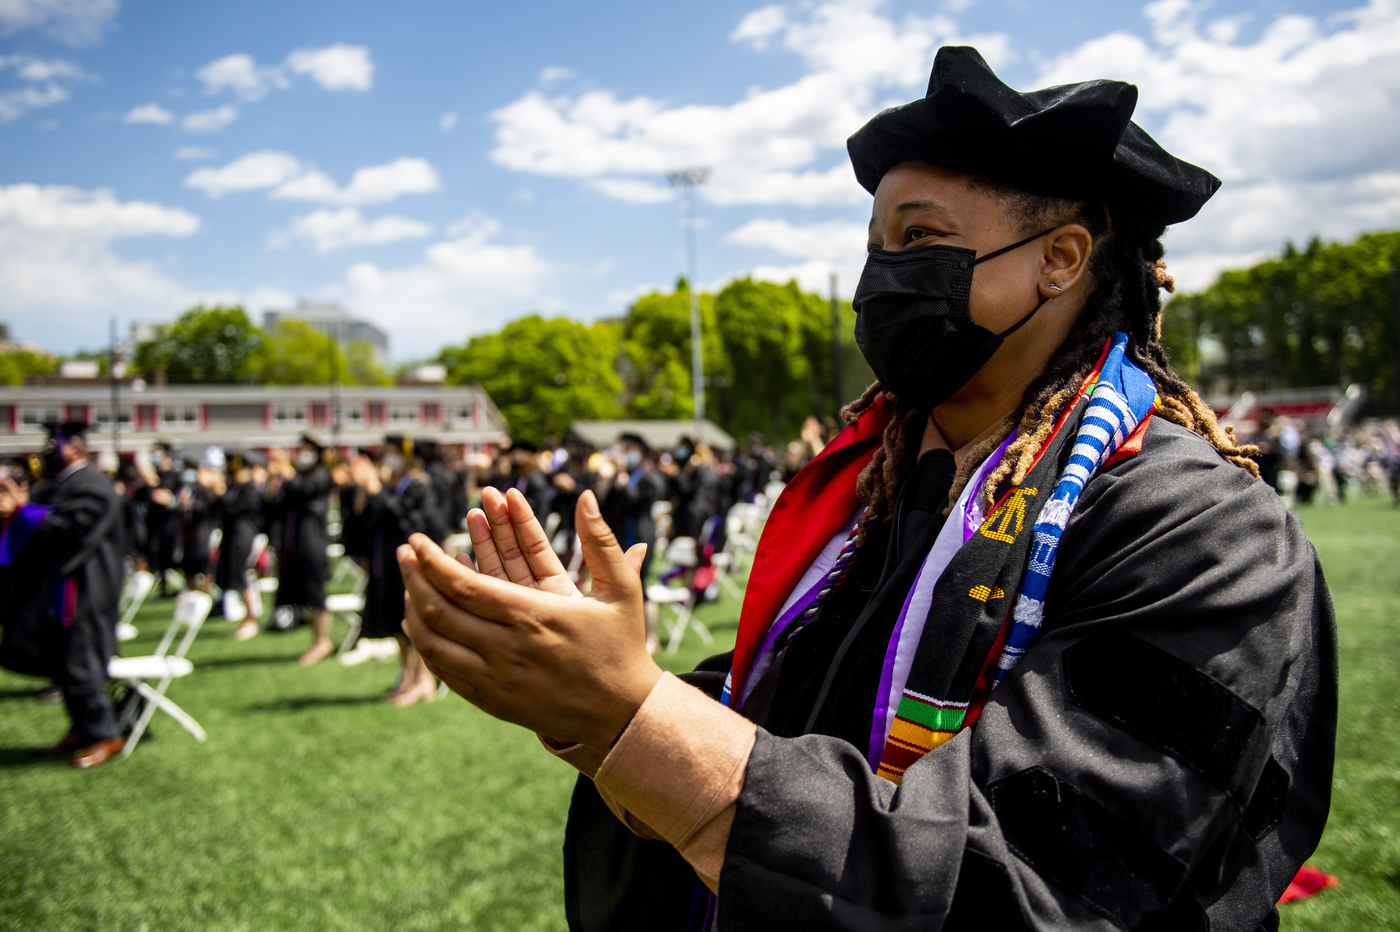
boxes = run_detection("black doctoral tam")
[847,46,1220,226]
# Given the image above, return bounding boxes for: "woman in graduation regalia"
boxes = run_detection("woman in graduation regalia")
[265,437,335,665]
[217,450,266,640]
[346,439,444,706]
[395,48,1336,932]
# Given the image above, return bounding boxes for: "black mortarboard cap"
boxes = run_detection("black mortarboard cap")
[847,47,1221,227]
[45,420,90,441]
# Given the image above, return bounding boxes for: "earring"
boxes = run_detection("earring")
[1047,282,1063,292]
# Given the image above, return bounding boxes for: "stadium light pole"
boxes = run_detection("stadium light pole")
[830,271,843,422]
[667,168,709,445]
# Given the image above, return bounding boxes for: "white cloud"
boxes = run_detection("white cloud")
[184,150,302,197]
[174,145,215,160]
[0,184,201,345]
[724,217,868,295]
[439,111,458,131]
[589,177,675,204]
[0,183,199,236]
[730,5,787,48]
[539,65,576,86]
[195,53,285,101]
[489,0,1010,207]
[193,45,373,112]
[1036,0,1400,289]
[0,54,83,81]
[330,215,554,354]
[182,103,238,133]
[285,43,373,91]
[124,101,173,125]
[278,207,433,254]
[0,0,116,45]
[0,53,85,121]
[0,82,68,122]
[185,152,440,207]
[271,157,441,205]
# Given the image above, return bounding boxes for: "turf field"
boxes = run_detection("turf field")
[1,498,1397,930]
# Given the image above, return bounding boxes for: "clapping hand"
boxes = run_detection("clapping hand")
[398,488,660,753]
[0,474,28,518]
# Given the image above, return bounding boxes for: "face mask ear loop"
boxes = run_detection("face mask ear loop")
[971,227,1057,267]
[995,293,1051,340]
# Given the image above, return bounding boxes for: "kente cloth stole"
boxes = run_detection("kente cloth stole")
[874,332,1158,783]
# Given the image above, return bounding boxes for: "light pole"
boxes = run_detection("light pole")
[667,168,709,445]
[830,272,843,422]
[109,317,120,467]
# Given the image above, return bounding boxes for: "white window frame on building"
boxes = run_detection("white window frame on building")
[19,405,63,433]
[389,405,419,426]
[162,404,201,431]
[274,404,308,427]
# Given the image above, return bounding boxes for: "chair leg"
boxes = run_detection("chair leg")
[336,613,362,656]
[134,681,207,742]
[690,615,715,646]
[665,604,693,654]
[120,677,166,757]
[716,571,742,600]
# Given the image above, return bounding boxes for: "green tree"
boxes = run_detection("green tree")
[0,348,57,385]
[252,320,343,385]
[621,280,725,420]
[439,315,622,445]
[1164,230,1400,411]
[620,277,875,441]
[343,340,392,386]
[132,305,263,383]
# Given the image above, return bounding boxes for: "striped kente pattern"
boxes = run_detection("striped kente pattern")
[875,690,969,783]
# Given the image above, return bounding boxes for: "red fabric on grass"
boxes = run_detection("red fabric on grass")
[1279,864,1338,904]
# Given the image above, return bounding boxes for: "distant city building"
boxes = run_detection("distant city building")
[263,302,389,360]
[0,381,508,458]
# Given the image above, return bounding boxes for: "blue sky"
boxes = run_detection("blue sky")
[1,0,1395,359]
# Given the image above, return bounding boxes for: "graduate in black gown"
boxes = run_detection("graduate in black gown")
[0,423,126,768]
[217,450,265,640]
[396,48,1336,932]
[346,438,443,706]
[265,437,334,666]
[142,443,180,597]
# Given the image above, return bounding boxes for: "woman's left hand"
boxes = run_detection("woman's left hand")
[399,489,662,754]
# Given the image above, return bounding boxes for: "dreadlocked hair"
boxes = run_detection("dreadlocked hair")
[842,181,1258,545]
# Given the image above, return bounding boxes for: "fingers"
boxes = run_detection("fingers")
[398,541,513,643]
[574,490,642,604]
[624,543,648,578]
[401,535,552,625]
[401,597,489,683]
[466,507,508,580]
[504,488,570,583]
[480,487,536,587]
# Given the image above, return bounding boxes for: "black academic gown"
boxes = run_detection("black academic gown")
[360,476,443,639]
[180,484,215,580]
[214,482,262,592]
[566,420,1337,932]
[268,470,332,609]
[0,465,124,741]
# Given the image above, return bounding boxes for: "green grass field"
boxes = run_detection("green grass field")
[2,498,1397,930]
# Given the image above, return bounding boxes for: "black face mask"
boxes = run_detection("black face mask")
[853,228,1055,409]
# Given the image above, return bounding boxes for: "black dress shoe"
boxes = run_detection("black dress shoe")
[38,731,85,757]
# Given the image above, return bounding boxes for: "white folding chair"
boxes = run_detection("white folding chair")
[109,590,213,758]
[327,568,370,656]
[116,570,155,642]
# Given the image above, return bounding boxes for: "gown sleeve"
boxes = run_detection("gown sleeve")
[717,421,1336,932]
